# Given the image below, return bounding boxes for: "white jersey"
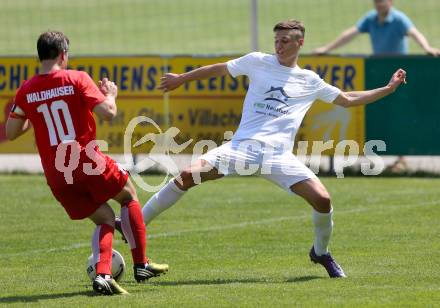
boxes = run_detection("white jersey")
[227,52,341,150]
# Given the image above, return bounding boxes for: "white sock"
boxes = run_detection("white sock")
[142,179,186,225]
[312,208,333,256]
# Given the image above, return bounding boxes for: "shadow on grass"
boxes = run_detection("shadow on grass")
[0,290,95,303]
[284,275,322,283]
[127,275,322,286]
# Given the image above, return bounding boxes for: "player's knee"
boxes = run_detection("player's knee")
[313,193,332,213]
[106,210,116,227]
[90,205,116,227]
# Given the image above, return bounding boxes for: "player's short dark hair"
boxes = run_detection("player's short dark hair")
[37,31,69,61]
[273,20,305,39]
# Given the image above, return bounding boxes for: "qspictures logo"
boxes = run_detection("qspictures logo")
[123,116,193,192]
[53,116,387,192]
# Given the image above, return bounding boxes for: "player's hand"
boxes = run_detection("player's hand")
[426,47,440,57]
[158,73,183,92]
[98,78,118,97]
[387,68,407,91]
[312,47,329,55]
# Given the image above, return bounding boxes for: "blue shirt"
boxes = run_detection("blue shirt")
[356,8,414,54]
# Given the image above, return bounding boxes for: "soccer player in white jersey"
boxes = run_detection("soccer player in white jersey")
[140,20,406,278]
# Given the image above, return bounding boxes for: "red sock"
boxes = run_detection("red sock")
[92,224,114,275]
[121,200,148,265]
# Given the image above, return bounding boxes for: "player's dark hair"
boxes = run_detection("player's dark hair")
[273,20,305,39]
[37,31,69,61]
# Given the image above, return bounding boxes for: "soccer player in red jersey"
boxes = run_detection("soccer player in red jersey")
[5,31,168,295]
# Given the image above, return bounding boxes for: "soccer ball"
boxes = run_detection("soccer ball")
[86,249,126,282]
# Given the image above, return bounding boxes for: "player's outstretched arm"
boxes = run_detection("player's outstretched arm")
[312,27,359,55]
[158,63,229,92]
[93,78,118,121]
[407,27,440,57]
[333,69,406,108]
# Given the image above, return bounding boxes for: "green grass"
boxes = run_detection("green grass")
[0,0,439,55]
[0,175,439,307]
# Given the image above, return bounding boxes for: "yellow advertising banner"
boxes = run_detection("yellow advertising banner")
[0,55,364,155]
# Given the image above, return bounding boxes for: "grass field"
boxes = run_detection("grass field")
[0,175,439,307]
[1,0,440,56]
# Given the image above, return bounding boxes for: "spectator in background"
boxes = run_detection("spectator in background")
[314,0,437,174]
[313,0,440,56]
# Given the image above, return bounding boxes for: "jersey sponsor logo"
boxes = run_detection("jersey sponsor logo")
[252,86,291,118]
[263,86,291,106]
[264,103,289,115]
[26,85,74,104]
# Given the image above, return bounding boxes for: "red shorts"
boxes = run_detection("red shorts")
[50,155,129,220]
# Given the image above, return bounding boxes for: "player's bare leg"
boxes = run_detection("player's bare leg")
[113,178,168,282]
[291,178,332,214]
[142,159,224,225]
[88,203,128,295]
[291,178,346,278]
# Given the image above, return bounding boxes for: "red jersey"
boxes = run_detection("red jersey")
[13,70,106,188]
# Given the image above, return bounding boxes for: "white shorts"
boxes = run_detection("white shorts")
[200,140,317,193]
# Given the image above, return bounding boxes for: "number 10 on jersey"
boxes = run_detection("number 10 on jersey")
[37,100,76,146]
